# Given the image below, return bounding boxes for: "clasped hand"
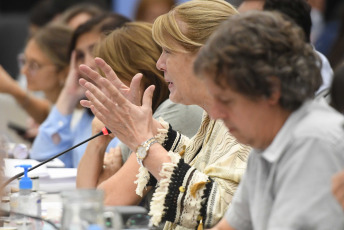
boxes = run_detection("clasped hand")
[79,57,157,151]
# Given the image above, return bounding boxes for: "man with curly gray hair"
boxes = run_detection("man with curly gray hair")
[194,10,344,230]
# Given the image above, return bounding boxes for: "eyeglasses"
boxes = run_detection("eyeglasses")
[18,53,55,76]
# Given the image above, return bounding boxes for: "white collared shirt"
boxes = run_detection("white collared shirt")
[226,99,344,230]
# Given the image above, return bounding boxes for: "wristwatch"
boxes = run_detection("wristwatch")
[136,137,158,166]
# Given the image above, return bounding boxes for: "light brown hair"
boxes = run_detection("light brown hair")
[94,22,169,112]
[33,23,73,72]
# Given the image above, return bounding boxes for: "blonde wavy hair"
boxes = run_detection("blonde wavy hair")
[152,0,238,53]
[94,22,169,112]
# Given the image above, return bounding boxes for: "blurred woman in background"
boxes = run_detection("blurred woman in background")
[0,23,72,125]
[77,1,251,229]
[30,13,130,168]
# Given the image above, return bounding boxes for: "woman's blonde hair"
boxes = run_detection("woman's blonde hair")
[152,0,238,53]
[94,22,169,112]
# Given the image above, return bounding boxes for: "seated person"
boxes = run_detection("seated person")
[30,13,130,167]
[193,11,344,230]
[0,24,72,142]
[77,22,204,207]
[78,0,251,229]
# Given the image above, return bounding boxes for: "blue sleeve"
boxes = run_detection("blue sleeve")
[30,106,74,166]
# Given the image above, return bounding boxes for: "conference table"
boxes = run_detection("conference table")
[3,158,148,230]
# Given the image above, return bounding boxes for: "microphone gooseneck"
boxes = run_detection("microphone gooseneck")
[1,127,112,189]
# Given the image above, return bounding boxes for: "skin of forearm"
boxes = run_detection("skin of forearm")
[142,143,172,181]
[12,87,51,124]
[98,153,151,206]
[76,137,109,188]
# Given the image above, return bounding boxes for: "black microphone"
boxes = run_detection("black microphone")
[1,127,112,189]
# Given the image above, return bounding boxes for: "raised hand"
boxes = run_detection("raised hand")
[64,51,86,100]
[79,57,142,106]
[98,147,123,184]
[54,51,88,115]
[79,62,156,151]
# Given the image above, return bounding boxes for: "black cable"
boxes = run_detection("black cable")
[1,128,111,189]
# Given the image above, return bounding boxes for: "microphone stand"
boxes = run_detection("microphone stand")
[1,127,111,189]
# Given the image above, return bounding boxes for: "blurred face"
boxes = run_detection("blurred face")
[75,31,101,81]
[156,46,205,105]
[21,39,62,92]
[205,76,277,149]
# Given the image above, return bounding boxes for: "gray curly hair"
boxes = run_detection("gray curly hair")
[194,10,322,112]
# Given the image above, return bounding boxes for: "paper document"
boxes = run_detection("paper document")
[5,158,49,178]
[45,158,65,168]
[5,158,77,192]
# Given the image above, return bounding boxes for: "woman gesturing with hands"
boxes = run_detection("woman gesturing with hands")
[79,59,159,150]
[79,59,172,180]
[78,1,251,229]
[81,58,144,106]
[76,22,203,208]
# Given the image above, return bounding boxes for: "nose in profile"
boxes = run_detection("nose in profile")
[156,53,166,72]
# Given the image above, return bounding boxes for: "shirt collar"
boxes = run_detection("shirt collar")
[261,100,313,163]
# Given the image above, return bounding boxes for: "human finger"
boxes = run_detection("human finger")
[129,73,143,105]
[89,104,110,129]
[106,147,123,165]
[80,99,92,108]
[79,78,88,88]
[65,51,81,88]
[79,64,105,85]
[142,85,155,110]
[80,66,128,106]
[84,86,112,115]
[94,57,126,89]
[84,86,124,135]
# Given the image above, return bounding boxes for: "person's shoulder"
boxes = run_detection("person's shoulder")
[154,99,204,116]
[293,99,344,142]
